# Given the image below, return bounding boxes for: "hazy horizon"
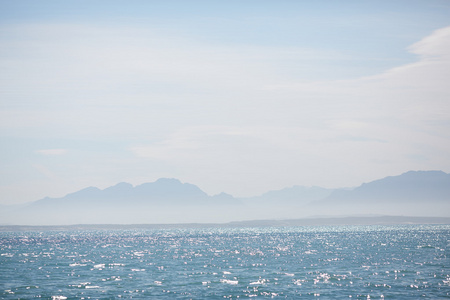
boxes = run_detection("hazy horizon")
[1,170,449,226]
[1,169,446,205]
[1,1,450,205]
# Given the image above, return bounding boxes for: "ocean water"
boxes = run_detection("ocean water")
[0,225,449,299]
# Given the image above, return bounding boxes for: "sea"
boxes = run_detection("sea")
[0,225,449,299]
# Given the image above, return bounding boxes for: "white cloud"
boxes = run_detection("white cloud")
[268,26,450,127]
[36,149,68,155]
[408,26,450,60]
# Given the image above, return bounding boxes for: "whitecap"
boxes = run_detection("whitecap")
[250,279,266,285]
[293,279,304,285]
[52,296,67,300]
[94,264,105,269]
[85,285,100,289]
[220,279,238,285]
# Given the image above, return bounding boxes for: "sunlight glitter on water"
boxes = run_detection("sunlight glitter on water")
[0,225,449,299]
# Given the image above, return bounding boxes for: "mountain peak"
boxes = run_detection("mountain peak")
[132,178,207,199]
[312,170,450,217]
[155,178,182,185]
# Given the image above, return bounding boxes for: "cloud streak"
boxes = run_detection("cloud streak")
[36,149,68,156]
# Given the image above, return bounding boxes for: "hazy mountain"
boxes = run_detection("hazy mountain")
[243,185,335,205]
[2,178,239,225]
[1,170,449,225]
[307,170,450,217]
[238,186,337,220]
[57,179,209,204]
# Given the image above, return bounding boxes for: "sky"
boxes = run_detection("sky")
[1,0,450,205]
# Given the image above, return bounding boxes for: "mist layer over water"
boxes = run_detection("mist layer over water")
[1,225,449,299]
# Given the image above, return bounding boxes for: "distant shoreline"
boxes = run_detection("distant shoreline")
[1,215,450,231]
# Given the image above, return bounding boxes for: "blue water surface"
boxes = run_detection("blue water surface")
[1,225,449,299]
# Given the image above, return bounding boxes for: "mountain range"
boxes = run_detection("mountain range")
[1,170,449,225]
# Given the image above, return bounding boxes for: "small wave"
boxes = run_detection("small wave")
[52,296,67,300]
[93,264,105,269]
[220,279,239,285]
[418,245,435,249]
[70,282,91,288]
[250,279,267,285]
[260,292,279,297]
[293,279,305,286]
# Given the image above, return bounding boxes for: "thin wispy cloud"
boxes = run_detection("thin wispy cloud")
[36,149,68,156]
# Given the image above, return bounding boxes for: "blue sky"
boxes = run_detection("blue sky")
[1,0,450,204]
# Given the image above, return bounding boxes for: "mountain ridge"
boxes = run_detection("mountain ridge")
[1,170,449,225]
